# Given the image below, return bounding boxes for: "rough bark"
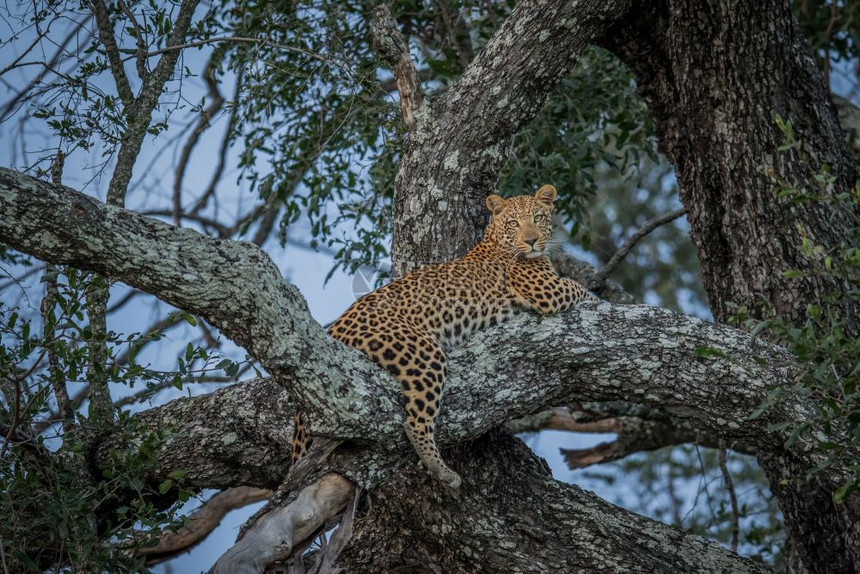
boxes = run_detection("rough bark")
[391,0,631,276]
[598,0,858,332]
[89,303,844,493]
[5,167,840,480]
[597,1,860,571]
[338,431,764,573]
[2,164,843,569]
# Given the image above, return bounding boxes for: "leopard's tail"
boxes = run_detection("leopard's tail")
[291,411,309,466]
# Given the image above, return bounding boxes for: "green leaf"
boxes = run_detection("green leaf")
[781,269,805,279]
[179,312,197,327]
[694,346,727,359]
[168,469,188,481]
[834,482,855,504]
[784,423,808,449]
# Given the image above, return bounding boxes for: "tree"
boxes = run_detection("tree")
[0,0,858,572]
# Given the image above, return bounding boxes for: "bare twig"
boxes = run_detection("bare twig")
[0,29,46,77]
[593,208,687,284]
[43,151,72,431]
[718,440,740,552]
[141,209,232,236]
[173,58,224,226]
[189,71,243,216]
[372,5,424,131]
[0,21,93,123]
[0,264,44,293]
[129,36,335,66]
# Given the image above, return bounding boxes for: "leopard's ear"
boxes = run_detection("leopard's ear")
[486,194,508,216]
[534,185,557,208]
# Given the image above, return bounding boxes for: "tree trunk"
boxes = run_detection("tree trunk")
[599,0,858,331]
[391,0,631,276]
[597,1,860,571]
[337,430,764,573]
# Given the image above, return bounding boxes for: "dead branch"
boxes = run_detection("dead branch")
[209,474,354,574]
[372,5,424,131]
[138,486,272,565]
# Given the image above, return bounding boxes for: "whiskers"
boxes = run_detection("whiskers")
[543,233,567,255]
[499,246,523,267]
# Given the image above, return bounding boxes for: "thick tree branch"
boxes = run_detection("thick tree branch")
[268,432,765,573]
[0,169,401,441]
[1,168,846,492]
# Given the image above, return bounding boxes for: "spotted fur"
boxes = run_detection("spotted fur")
[291,185,595,488]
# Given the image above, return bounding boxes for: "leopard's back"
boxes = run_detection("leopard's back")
[292,185,594,489]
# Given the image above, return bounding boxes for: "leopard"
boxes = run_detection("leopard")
[291,184,595,489]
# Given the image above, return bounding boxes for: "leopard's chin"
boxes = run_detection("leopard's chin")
[525,250,544,259]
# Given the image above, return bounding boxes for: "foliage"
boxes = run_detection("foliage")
[0,268,240,571]
[499,46,658,246]
[794,0,860,75]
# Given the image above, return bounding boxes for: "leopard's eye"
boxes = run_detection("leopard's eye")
[534,213,545,223]
[506,220,519,228]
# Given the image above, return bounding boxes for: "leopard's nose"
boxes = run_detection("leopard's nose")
[524,237,537,247]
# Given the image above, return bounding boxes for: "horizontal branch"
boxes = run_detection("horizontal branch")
[93,302,840,501]
[231,432,766,573]
[511,404,756,468]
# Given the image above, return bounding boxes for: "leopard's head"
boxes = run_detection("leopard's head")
[485,185,557,259]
